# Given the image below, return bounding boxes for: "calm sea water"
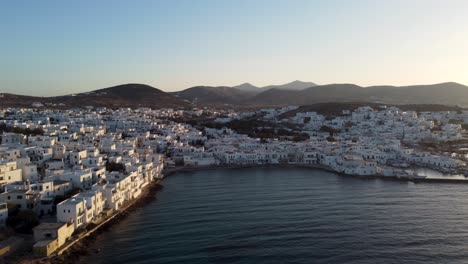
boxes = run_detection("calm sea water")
[85,168,468,264]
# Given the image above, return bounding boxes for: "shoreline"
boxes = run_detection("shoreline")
[10,179,164,264]
[15,164,468,263]
[164,164,468,184]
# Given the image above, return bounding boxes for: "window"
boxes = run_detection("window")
[17,195,23,199]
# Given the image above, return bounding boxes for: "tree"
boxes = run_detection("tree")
[449,119,463,124]
[320,126,339,135]
[344,121,354,128]
[105,162,126,172]
[7,209,39,234]
[0,124,44,136]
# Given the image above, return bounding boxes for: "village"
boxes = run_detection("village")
[0,104,468,260]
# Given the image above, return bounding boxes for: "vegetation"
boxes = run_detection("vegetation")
[105,162,126,172]
[344,121,354,128]
[0,123,44,136]
[7,209,39,234]
[203,119,310,141]
[121,132,131,139]
[448,119,463,124]
[49,117,59,124]
[319,126,340,135]
[190,139,205,147]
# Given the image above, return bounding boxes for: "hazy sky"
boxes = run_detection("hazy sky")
[1,0,468,96]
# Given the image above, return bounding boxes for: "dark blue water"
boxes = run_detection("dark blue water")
[85,168,468,264]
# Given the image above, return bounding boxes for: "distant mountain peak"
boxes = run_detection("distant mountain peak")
[291,80,309,84]
[262,80,317,91]
[232,82,259,92]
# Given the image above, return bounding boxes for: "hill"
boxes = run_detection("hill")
[249,84,363,106]
[232,83,259,92]
[174,80,318,104]
[172,86,255,105]
[3,82,468,109]
[0,84,189,109]
[261,80,317,91]
[248,82,468,106]
[232,80,317,94]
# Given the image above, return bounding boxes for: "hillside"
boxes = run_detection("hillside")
[3,82,468,109]
[0,84,189,109]
[248,84,364,105]
[232,80,317,94]
[261,80,317,91]
[172,86,255,105]
[232,83,259,92]
[174,80,318,103]
[248,82,468,106]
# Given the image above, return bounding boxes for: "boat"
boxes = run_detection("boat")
[400,163,410,168]
[409,175,427,179]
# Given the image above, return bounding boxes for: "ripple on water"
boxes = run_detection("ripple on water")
[84,168,468,264]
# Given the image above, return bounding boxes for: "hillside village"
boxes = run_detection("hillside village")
[1,104,468,259]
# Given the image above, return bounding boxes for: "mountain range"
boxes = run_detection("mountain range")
[232,80,317,93]
[2,81,468,109]
[175,81,468,107]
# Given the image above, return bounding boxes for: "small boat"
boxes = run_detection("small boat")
[400,163,410,168]
[408,175,427,180]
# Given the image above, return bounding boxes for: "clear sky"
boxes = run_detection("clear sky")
[1,0,468,96]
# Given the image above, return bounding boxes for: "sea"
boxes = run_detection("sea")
[83,167,468,264]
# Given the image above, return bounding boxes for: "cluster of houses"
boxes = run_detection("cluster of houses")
[173,106,468,176]
[0,104,467,257]
[287,106,465,143]
[0,108,167,256]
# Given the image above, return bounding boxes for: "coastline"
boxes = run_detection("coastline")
[10,179,164,264]
[15,164,468,263]
[164,164,468,184]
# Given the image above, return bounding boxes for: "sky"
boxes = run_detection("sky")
[1,0,468,96]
